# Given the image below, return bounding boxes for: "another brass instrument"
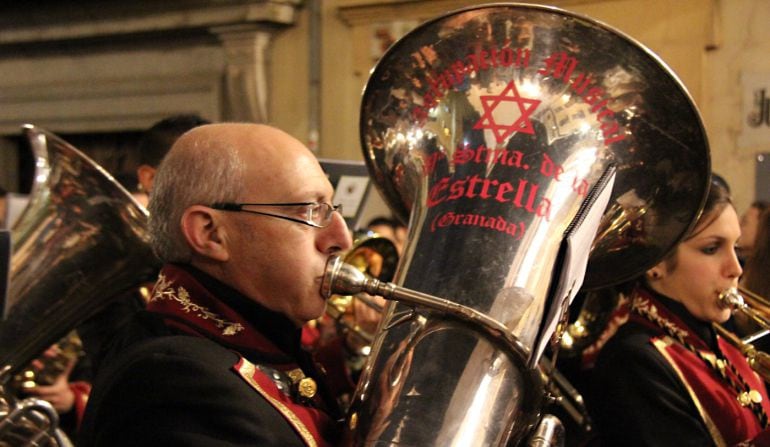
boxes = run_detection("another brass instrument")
[0,125,158,446]
[559,287,623,358]
[323,232,399,352]
[720,287,770,343]
[715,286,770,382]
[325,233,594,432]
[713,324,770,383]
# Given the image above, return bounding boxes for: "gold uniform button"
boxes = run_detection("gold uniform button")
[749,389,763,404]
[739,392,752,407]
[286,369,304,383]
[298,377,317,399]
[349,412,358,430]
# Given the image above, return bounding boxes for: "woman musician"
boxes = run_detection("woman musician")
[589,177,770,446]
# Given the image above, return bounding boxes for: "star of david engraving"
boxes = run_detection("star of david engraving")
[474,81,541,144]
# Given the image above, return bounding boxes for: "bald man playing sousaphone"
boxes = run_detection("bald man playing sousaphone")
[79,123,353,446]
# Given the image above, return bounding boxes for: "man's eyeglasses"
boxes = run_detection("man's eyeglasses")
[210,202,343,228]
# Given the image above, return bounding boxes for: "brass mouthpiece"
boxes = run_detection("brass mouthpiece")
[718,286,770,335]
[718,287,745,310]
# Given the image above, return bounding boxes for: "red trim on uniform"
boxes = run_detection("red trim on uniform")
[69,380,92,430]
[233,357,337,447]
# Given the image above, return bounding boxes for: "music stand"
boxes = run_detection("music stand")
[319,159,372,230]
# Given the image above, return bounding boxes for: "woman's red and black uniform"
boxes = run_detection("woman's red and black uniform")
[591,285,770,446]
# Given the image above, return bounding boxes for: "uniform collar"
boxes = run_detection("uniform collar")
[146,263,302,362]
[634,284,718,351]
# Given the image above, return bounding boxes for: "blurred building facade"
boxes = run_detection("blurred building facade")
[0,0,767,212]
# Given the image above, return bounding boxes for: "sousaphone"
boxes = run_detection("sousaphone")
[330,3,710,446]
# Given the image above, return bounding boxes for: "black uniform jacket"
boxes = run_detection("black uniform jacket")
[78,263,342,447]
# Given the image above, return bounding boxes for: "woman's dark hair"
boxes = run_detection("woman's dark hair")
[659,175,733,272]
[749,200,769,213]
[711,172,731,195]
[684,175,734,241]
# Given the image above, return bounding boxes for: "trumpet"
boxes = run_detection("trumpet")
[712,324,770,382]
[11,331,83,392]
[716,287,770,381]
[719,287,770,344]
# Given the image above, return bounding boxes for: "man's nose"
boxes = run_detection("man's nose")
[319,212,353,254]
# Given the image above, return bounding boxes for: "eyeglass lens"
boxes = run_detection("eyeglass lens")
[312,203,339,226]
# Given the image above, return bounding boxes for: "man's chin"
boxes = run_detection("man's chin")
[296,305,327,326]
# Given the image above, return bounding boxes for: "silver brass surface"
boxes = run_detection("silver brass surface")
[323,254,535,361]
[527,414,565,447]
[351,2,710,446]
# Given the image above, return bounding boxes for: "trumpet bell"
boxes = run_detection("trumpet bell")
[324,233,399,345]
[334,232,399,288]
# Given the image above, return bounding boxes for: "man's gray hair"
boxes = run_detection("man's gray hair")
[148,137,244,262]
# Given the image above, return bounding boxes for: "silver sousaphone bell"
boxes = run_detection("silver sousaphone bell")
[323,3,710,446]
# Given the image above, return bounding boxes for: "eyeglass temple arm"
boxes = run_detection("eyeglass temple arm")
[211,203,241,211]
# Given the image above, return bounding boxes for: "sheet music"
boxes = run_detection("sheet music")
[532,168,616,364]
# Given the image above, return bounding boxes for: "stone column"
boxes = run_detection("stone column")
[214,24,276,123]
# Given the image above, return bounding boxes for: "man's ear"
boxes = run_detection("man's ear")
[136,165,156,193]
[180,205,229,262]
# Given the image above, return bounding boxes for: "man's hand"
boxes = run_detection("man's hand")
[26,372,76,413]
[24,346,77,414]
